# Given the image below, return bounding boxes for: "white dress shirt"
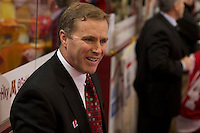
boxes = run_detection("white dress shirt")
[160,11,178,27]
[57,49,86,108]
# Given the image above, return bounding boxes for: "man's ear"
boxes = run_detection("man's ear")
[174,1,179,11]
[59,29,68,48]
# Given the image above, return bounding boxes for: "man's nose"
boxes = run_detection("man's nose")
[91,41,102,54]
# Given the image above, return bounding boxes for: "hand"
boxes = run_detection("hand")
[181,56,194,72]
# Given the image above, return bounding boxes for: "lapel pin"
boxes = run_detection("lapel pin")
[72,119,78,128]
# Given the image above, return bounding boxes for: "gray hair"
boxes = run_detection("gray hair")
[158,0,180,12]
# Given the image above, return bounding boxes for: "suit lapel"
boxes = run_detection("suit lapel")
[50,54,91,132]
[62,85,91,132]
[158,13,187,56]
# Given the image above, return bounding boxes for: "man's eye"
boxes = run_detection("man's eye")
[100,39,108,44]
[83,38,93,43]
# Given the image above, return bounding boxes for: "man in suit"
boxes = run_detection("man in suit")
[177,0,199,55]
[134,0,193,132]
[10,2,109,133]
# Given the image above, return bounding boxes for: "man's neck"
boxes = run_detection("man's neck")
[163,11,178,20]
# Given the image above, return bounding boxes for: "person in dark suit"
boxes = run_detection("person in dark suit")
[177,0,200,55]
[134,0,193,132]
[10,2,109,133]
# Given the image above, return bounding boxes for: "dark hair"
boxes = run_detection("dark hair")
[57,2,109,46]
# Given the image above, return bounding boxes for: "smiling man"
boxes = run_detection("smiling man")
[10,2,109,133]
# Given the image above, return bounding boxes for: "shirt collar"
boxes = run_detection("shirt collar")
[57,49,86,88]
[160,11,178,27]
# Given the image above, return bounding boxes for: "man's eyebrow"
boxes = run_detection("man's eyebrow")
[102,37,108,40]
[82,36,108,41]
[82,36,96,39]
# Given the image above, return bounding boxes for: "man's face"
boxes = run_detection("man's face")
[65,19,108,74]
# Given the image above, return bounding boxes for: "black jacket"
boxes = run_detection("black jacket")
[134,13,186,117]
[10,53,107,133]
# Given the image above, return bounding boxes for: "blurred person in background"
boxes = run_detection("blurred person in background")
[49,0,72,50]
[177,0,200,55]
[10,2,109,132]
[134,0,193,132]
[176,1,200,133]
[176,0,199,99]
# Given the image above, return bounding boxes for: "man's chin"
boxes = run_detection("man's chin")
[86,68,97,74]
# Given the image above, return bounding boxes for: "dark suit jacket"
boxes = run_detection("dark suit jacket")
[10,53,107,133]
[177,4,200,54]
[134,13,186,117]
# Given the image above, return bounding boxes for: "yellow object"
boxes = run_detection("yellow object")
[0,0,16,19]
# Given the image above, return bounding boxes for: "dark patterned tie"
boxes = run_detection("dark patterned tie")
[85,74,103,133]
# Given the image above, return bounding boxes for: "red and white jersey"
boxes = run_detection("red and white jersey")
[180,51,200,119]
[176,51,200,133]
